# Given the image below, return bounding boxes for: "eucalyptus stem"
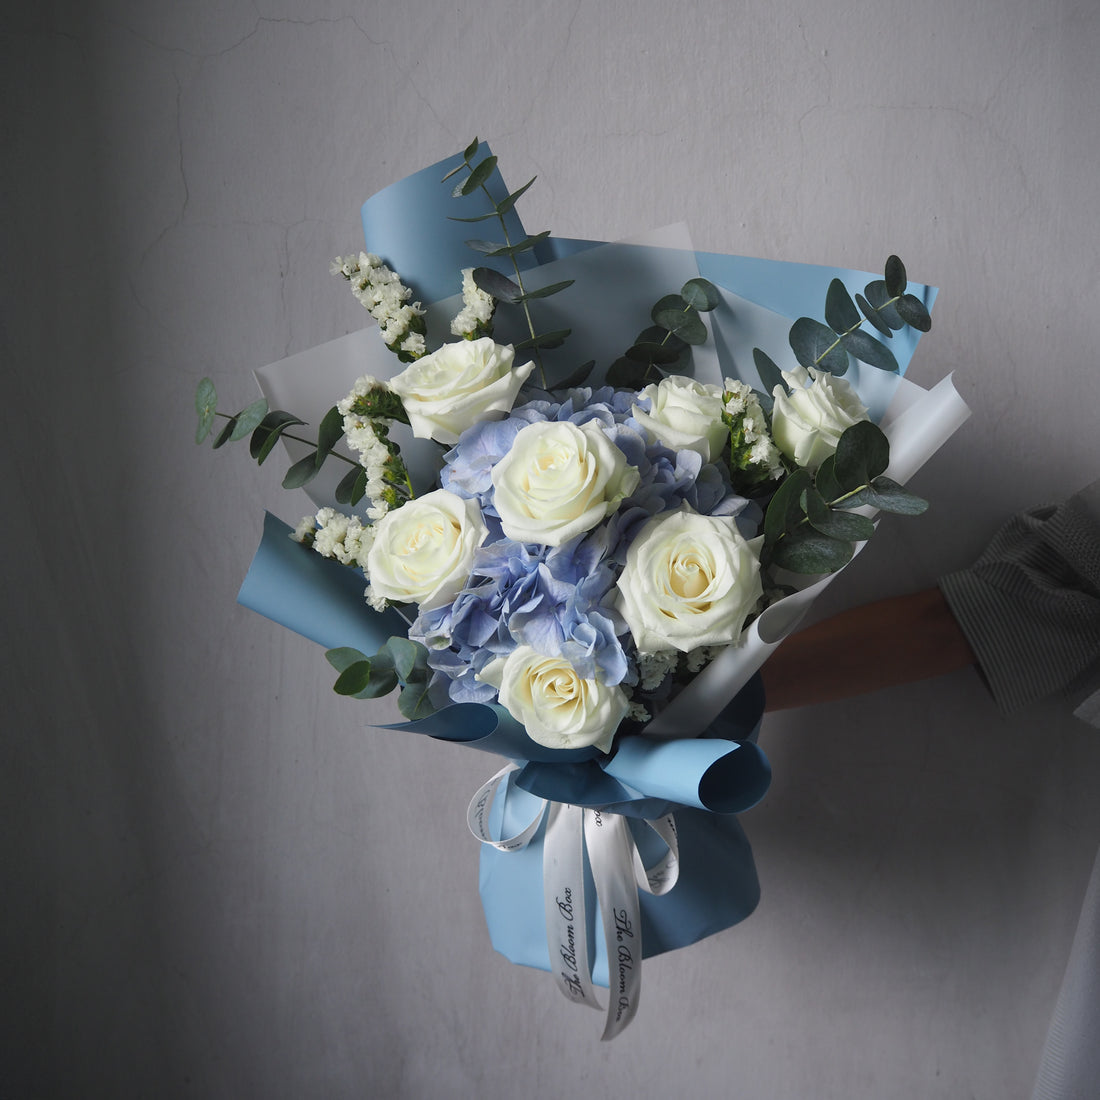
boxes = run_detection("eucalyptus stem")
[813,296,901,371]
[214,412,359,467]
[474,174,548,388]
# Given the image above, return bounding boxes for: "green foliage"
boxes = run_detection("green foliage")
[555,360,596,389]
[756,255,930,381]
[761,420,925,574]
[335,465,367,506]
[325,638,435,716]
[448,141,573,388]
[824,278,861,333]
[325,645,398,699]
[282,452,322,490]
[609,278,720,389]
[250,411,307,464]
[314,406,344,468]
[790,317,851,375]
[194,379,369,494]
[751,348,786,412]
[834,419,890,488]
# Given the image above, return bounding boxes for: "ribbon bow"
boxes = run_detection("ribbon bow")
[469,765,682,1039]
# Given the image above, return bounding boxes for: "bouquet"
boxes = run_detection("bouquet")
[197,140,969,1038]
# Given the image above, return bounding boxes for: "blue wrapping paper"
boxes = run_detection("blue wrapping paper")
[239,146,946,985]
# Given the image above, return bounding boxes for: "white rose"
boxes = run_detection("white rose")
[770,366,868,472]
[616,507,763,654]
[632,376,728,461]
[491,420,640,547]
[479,646,628,753]
[388,337,535,445]
[365,489,487,610]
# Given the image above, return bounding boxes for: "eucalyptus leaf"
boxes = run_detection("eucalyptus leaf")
[250,411,306,463]
[455,154,497,197]
[896,293,932,332]
[555,359,595,388]
[327,646,398,699]
[325,646,370,673]
[446,211,500,224]
[834,420,890,489]
[661,309,707,346]
[824,279,860,334]
[752,348,789,397]
[884,255,907,298]
[842,476,929,515]
[651,294,685,324]
[195,377,217,443]
[386,636,428,682]
[636,325,687,354]
[314,405,344,465]
[440,138,478,180]
[680,277,720,312]
[606,357,650,389]
[497,176,536,214]
[355,664,400,699]
[516,278,574,302]
[806,505,876,542]
[515,329,571,352]
[228,398,269,442]
[868,476,929,514]
[464,239,506,254]
[335,465,367,506]
[472,267,522,303]
[332,661,373,696]
[801,486,830,527]
[764,467,812,548]
[789,317,849,375]
[479,230,551,258]
[772,529,855,574]
[282,452,321,489]
[841,329,899,372]
[398,678,435,720]
[625,340,681,365]
[212,417,236,449]
[863,280,905,330]
[855,292,894,338]
[815,454,844,503]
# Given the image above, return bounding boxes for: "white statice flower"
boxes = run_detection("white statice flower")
[636,649,679,691]
[626,701,652,724]
[450,268,495,338]
[335,375,405,518]
[310,507,375,569]
[291,515,317,545]
[332,252,425,359]
[400,331,426,358]
[684,643,728,674]
[723,377,784,482]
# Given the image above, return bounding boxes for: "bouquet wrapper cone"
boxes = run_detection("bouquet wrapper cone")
[235,148,970,1026]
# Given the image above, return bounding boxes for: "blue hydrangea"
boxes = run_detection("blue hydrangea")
[419,386,754,706]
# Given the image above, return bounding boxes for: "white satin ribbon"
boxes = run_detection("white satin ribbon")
[466,767,680,1039]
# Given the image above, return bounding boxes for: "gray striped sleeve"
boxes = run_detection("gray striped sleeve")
[939,479,1100,719]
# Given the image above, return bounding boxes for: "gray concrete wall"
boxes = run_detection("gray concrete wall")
[4,1,1099,1096]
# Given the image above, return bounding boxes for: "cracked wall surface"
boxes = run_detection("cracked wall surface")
[5,0,1100,1097]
